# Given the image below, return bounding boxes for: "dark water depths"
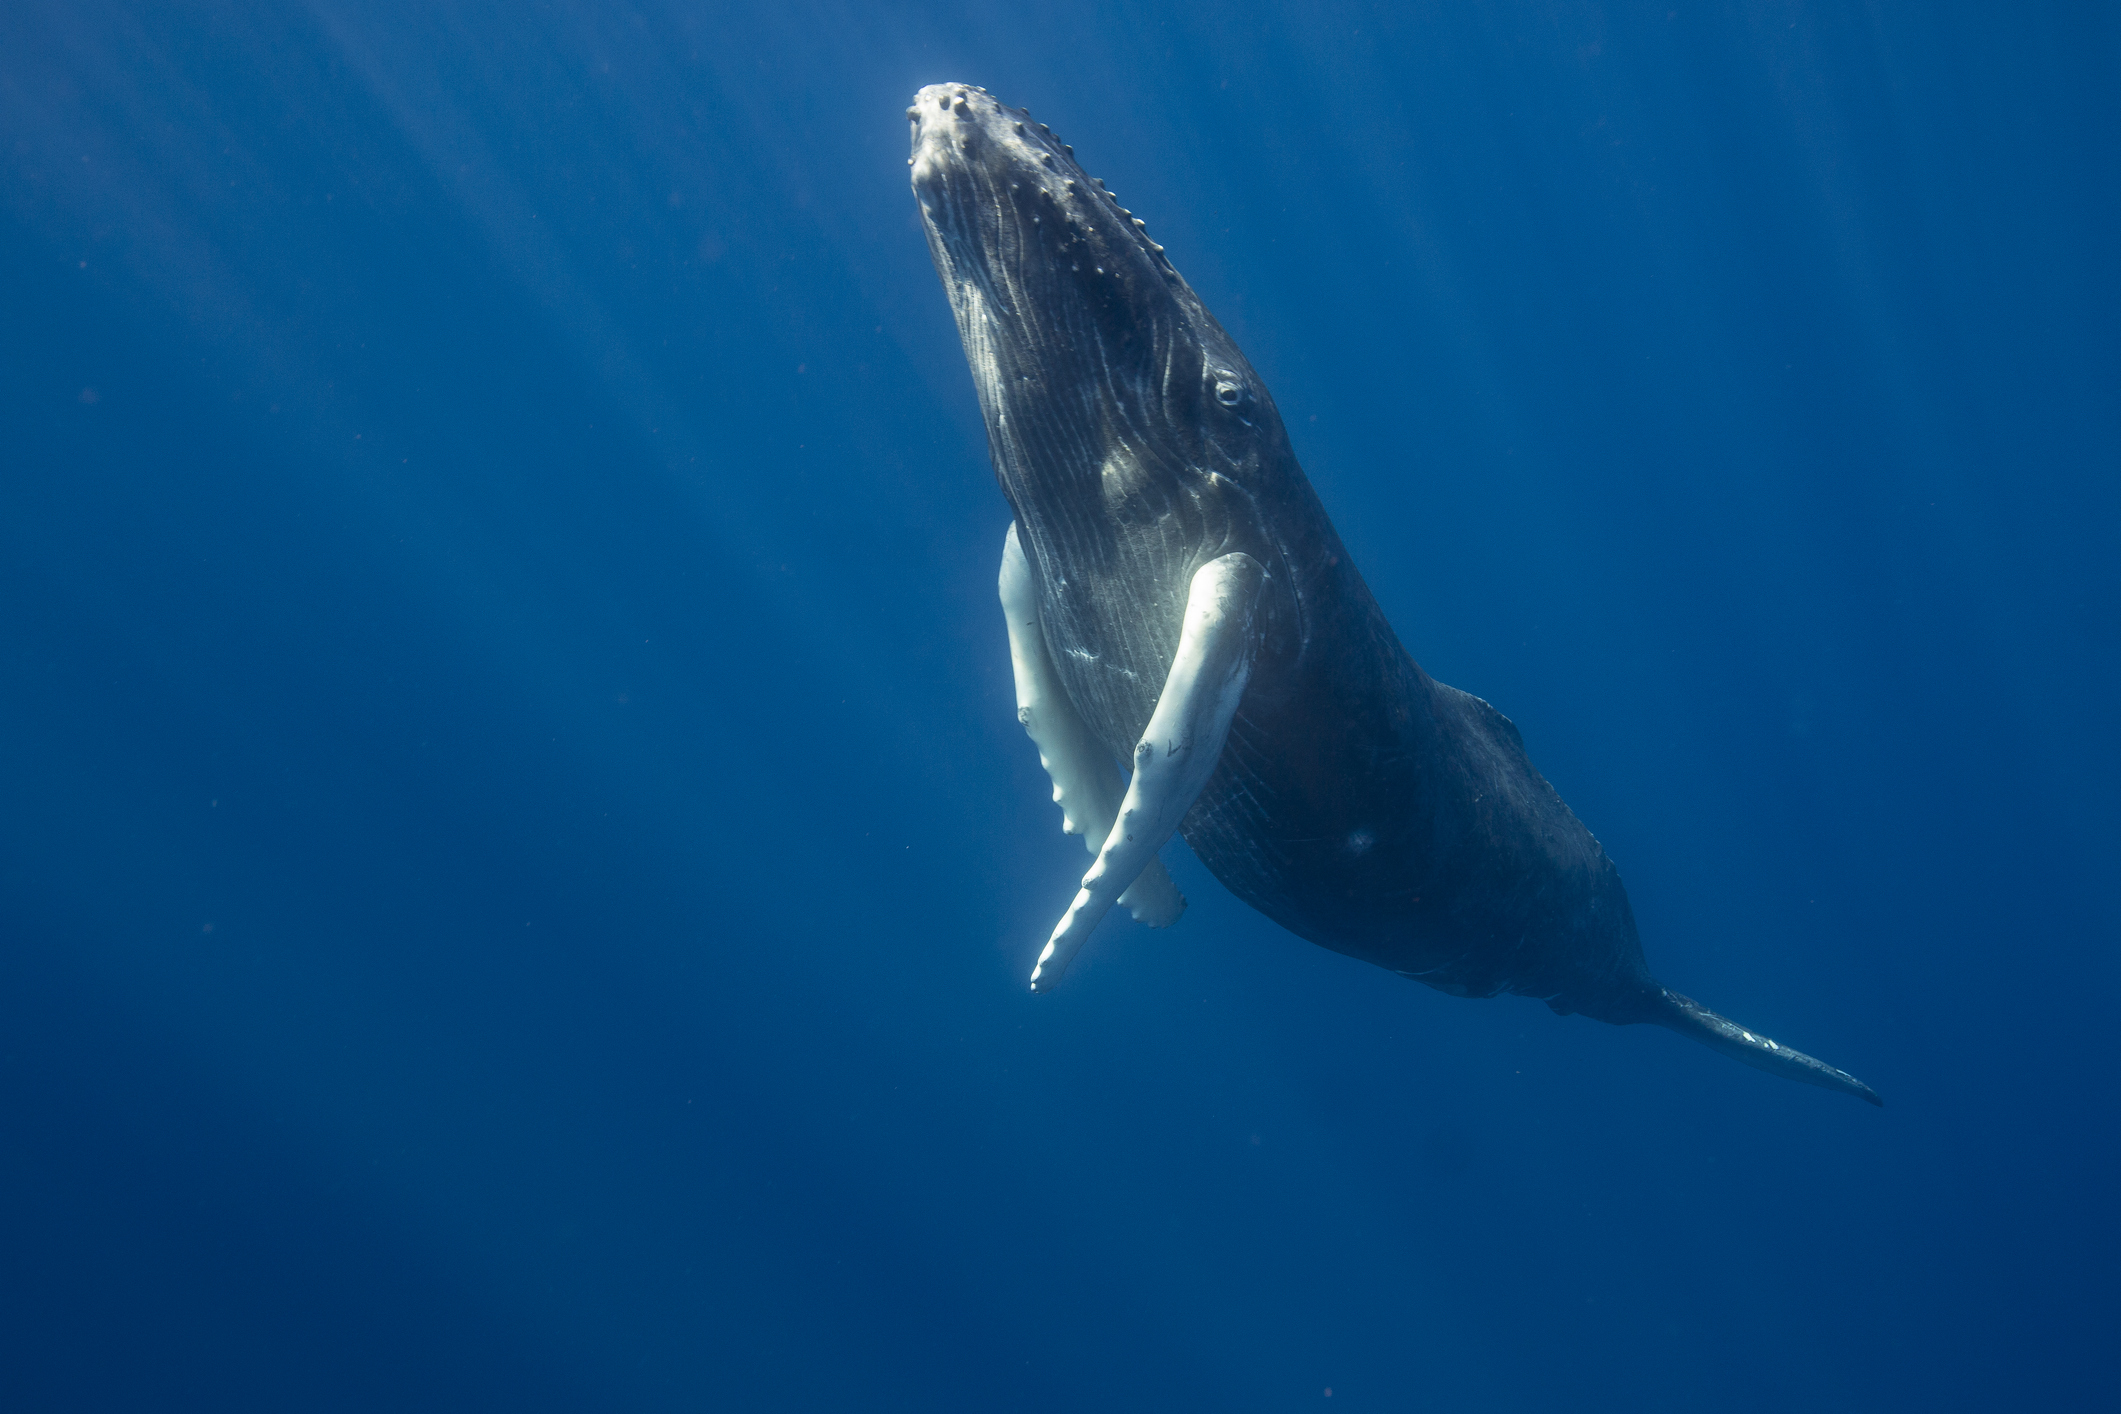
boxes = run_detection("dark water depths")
[3,4,2114,1409]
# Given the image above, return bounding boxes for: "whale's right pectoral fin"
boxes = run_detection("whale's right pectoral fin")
[999,524,1184,928]
[1028,549,1267,992]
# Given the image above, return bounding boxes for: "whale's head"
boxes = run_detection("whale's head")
[909,84,1288,512]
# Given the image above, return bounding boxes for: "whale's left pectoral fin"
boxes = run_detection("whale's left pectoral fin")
[999,525,1184,927]
[1029,551,1267,992]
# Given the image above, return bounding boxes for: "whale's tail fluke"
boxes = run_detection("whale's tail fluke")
[1650,988,1882,1105]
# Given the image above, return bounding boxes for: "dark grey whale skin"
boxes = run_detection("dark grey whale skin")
[911,84,1879,1103]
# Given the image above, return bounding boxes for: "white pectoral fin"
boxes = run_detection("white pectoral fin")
[1028,550,1266,992]
[999,525,1185,927]
[1000,524,1120,843]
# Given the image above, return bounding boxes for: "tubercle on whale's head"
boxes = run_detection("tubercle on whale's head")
[908,83,1289,498]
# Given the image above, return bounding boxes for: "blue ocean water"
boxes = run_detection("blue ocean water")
[2,2,2114,1409]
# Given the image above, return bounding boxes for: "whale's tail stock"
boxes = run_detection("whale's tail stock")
[1648,988,1883,1105]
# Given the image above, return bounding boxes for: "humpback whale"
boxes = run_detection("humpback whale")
[909,84,1880,1105]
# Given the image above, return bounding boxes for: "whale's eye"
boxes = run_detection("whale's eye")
[1214,379,1243,407]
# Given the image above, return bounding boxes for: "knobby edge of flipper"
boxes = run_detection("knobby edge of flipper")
[1028,550,1267,992]
[999,523,1187,928]
[1649,988,1883,1106]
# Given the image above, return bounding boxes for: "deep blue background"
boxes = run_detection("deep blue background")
[3,3,2114,1409]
